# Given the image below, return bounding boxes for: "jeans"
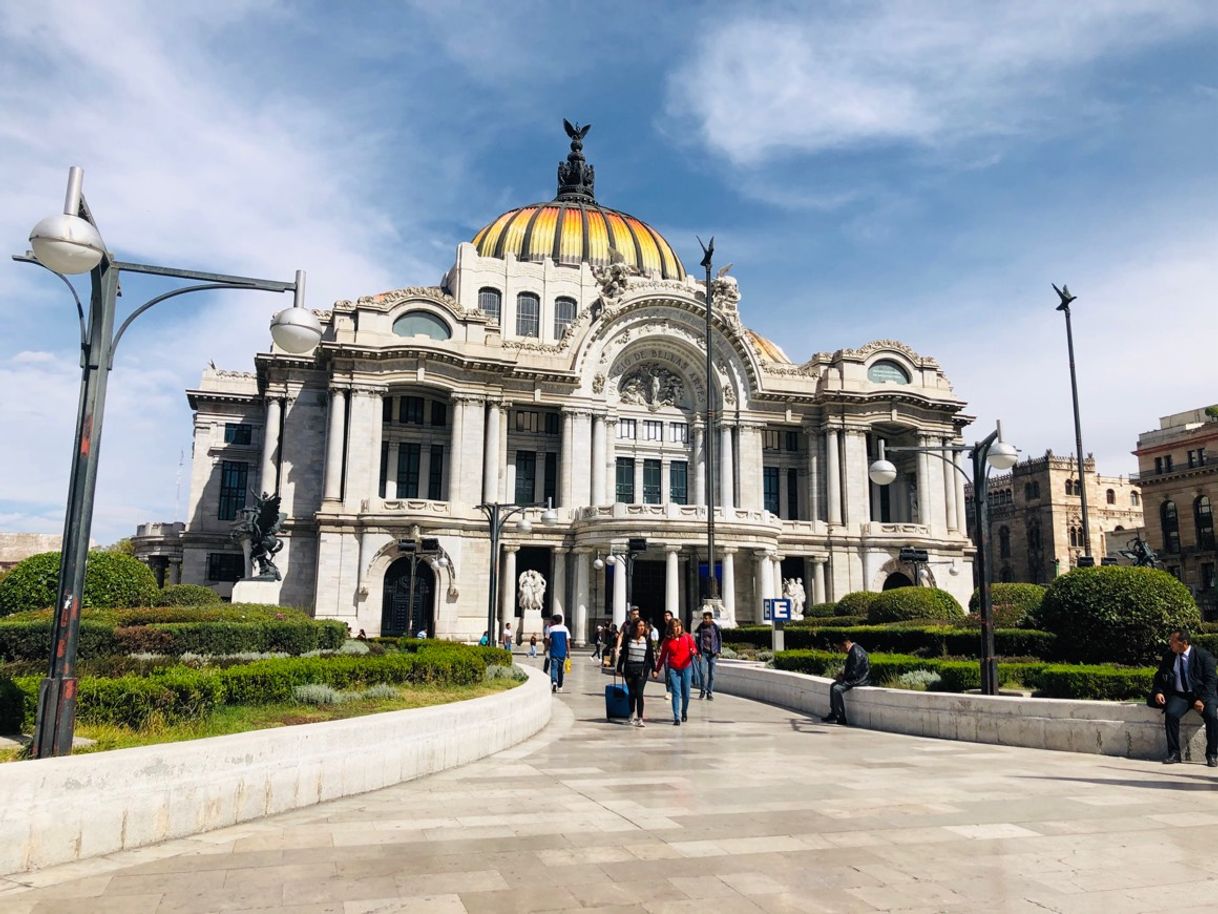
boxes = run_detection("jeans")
[1164,692,1218,757]
[829,682,854,722]
[624,671,647,718]
[698,654,717,696]
[550,655,566,689]
[528,645,537,657]
[668,665,692,721]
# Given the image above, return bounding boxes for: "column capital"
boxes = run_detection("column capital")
[721,546,739,556]
[350,383,388,397]
[754,548,776,559]
[735,419,767,432]
[451,393,486,405]
[561,406,594,418]
[664,544,682,555]
[502,544,520,554]
[571,546,595,556]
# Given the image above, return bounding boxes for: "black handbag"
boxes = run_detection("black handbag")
[543,655,551,673]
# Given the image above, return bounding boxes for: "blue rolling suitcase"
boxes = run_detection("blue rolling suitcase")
[605,674,631,720]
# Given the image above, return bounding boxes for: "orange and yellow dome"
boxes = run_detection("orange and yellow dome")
[472,202,685,280]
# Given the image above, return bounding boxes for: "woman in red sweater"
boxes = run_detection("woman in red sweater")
[656,619,699,725]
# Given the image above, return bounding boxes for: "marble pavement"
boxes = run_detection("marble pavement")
[1,656,1216,914]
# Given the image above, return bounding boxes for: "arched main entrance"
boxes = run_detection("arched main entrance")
[882,571,914,590]
[381,557,436,637]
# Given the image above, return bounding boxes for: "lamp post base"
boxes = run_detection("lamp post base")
[31,676,78,758]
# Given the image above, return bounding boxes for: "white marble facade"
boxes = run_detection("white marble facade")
[179,132,975,640]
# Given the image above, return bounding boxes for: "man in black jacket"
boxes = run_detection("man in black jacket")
[1151,628,1218,766]
[823,636,870,726]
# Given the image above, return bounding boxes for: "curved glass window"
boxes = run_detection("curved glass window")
[1162,500,1181,553]
[867,359,910,384]
[1196,495,1214,551]
[392,310,451,340]
[478,287,501,322]
[516,293,540,338]
[554,296,577,338]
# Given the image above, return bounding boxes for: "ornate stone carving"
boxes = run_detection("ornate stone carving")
[618,365,684,411]
[711,274,740,308]
[591,373,606,394]
[782,577,806,620]
[230,492,285,581]
[518,569,547,612]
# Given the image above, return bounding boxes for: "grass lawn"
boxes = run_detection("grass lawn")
[0,679,519,762]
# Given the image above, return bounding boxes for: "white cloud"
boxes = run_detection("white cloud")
[665,1,1218,165]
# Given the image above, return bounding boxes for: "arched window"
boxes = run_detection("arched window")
[478,287,501,322]
[391,310,451,340]
[1065,479,1073,496]
[1161,500,1181,553]
[1196,495,1215,551]
[999,526,1011,559]
[1131,490,1141,506]
[867,359,910,385]
[1068,527,1077,547]
[553,296,576,338]
[1106,488,1115,505]
[516,292,540,337]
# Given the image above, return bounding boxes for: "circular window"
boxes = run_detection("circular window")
[392,310,451,341]
[867,359,910,385]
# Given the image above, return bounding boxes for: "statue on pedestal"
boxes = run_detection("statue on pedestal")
[782,577,806,620]
[518,569,547,613]
[231,492,285,581]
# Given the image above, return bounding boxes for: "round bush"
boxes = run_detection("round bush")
[1037,567,1200,665]
[968,583,1046,628]
[155,584,222,607]
[803,602,837,619]
[867,587,964,624]
[835,591,880,617]
[0,551,159,617]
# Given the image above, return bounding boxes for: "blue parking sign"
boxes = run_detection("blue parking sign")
[764,598,793,622]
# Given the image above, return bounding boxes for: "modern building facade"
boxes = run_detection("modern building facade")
[967,453,1144,584]
[1135,407,1218,618]
[176,126,978,640]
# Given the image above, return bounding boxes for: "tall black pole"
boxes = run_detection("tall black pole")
[485,505,500,646]
[971,430,999,696]
[1059,299,1091,557]
[699,237,719,602]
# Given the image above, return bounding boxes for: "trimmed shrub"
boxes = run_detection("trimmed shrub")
[726,623,1055,659]
[0,551,159,617]
[802,602,837,619]
[968,583,1046,629]
[293,684,347,705]
[0,677,27,732]
[892,670,942,691]
[834,591,880,617]
[1037,567,1200,665]
[1027,664,1155,701]
[155,584,221,607]
[867,587,964,624]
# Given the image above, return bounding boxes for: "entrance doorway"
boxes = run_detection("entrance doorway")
[603,558,667,631]
[381,557,436,637]
[882,571,914,590]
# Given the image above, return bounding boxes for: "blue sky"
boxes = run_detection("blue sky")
[2,1,1217,545]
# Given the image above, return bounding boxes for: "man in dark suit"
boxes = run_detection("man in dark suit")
[823,636,870,726]
[1152,628,1218,766]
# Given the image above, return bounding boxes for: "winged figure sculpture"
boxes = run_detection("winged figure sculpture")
[231,491,286,581]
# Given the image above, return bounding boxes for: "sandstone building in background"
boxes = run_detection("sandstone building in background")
[967,453,1144,584]
[1135,406,1218,619]
[162,127,983,640]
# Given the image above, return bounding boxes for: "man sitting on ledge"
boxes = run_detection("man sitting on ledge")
[823,635,870,726]
[1152,628,1218,767]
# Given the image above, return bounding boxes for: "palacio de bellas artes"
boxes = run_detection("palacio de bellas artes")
[171,125,974,642]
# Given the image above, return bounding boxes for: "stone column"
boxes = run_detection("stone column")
[261,396,282,495]
[812,557,826,604]
[915,436,931,526]
[693,422,706,507]
[954,447,968,534]
[169,558,182,586]
[322,389,346,502]
[825,428,842,525]
[661,456,672,505]
[501,545,518,637]
[573,549,590,645]
[943,437,958,533]
[448,395,465,503]
[665,546,680,616]
[720,424,735,510]
[721,548,737,628]
[737,423,763,510]
[605,417,618,502]
[559,409,574,507]
[755,550,771,617]
[498,402,510,502]
[570,411,592,507]
[806,426,822,522]
[483,401,501,504]
[591,413,607,504]
[368,392,384,503]
[551,548,567,625]
[633,458,644,505]
[342,387,384,512]
[612,555,626,626]
[772,554,784,600]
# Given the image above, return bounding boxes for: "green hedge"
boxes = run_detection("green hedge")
[0,617,347,661]
[155,584,222,607]
[727,624,1056,659]
[969,583,1046,628]
[772,650,1154,701]
[867,587,964,624]
[1037,567,1200,665]
[788,615,867,629]
[802,602,838,619]
[834,591,880,617]
[2,604,313,626]
[3,643,502,730]
[0,551,159,616]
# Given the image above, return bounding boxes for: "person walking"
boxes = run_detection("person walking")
[823,636,870,726]
[1151,628,1218,766]
[657,619,699,726]
[528,633,538,658]
[592,624,604,661]
[617,617,655,727]
[615,608,642,662]
[478,630,490,646]
[603,623,618,668]
[501,621,513,652]
[545,613,571,693]
[694,610,723,700]
[660,610,674,697]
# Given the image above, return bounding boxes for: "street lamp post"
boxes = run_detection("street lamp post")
[868,423,1019,695]
[1053,284,1091,560]
[477,500,557,645]
[18,167,322,758]
[697,236,719,605]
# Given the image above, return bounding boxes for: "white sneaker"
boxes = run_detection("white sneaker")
[635,718,645,728]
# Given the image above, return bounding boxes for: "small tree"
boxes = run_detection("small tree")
[867,587,964,624]
[1037,566,1200,665]
[969,583,1047,628]
[0,550,159,616]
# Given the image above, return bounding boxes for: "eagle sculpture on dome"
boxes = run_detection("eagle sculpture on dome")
[563,119,591,144]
